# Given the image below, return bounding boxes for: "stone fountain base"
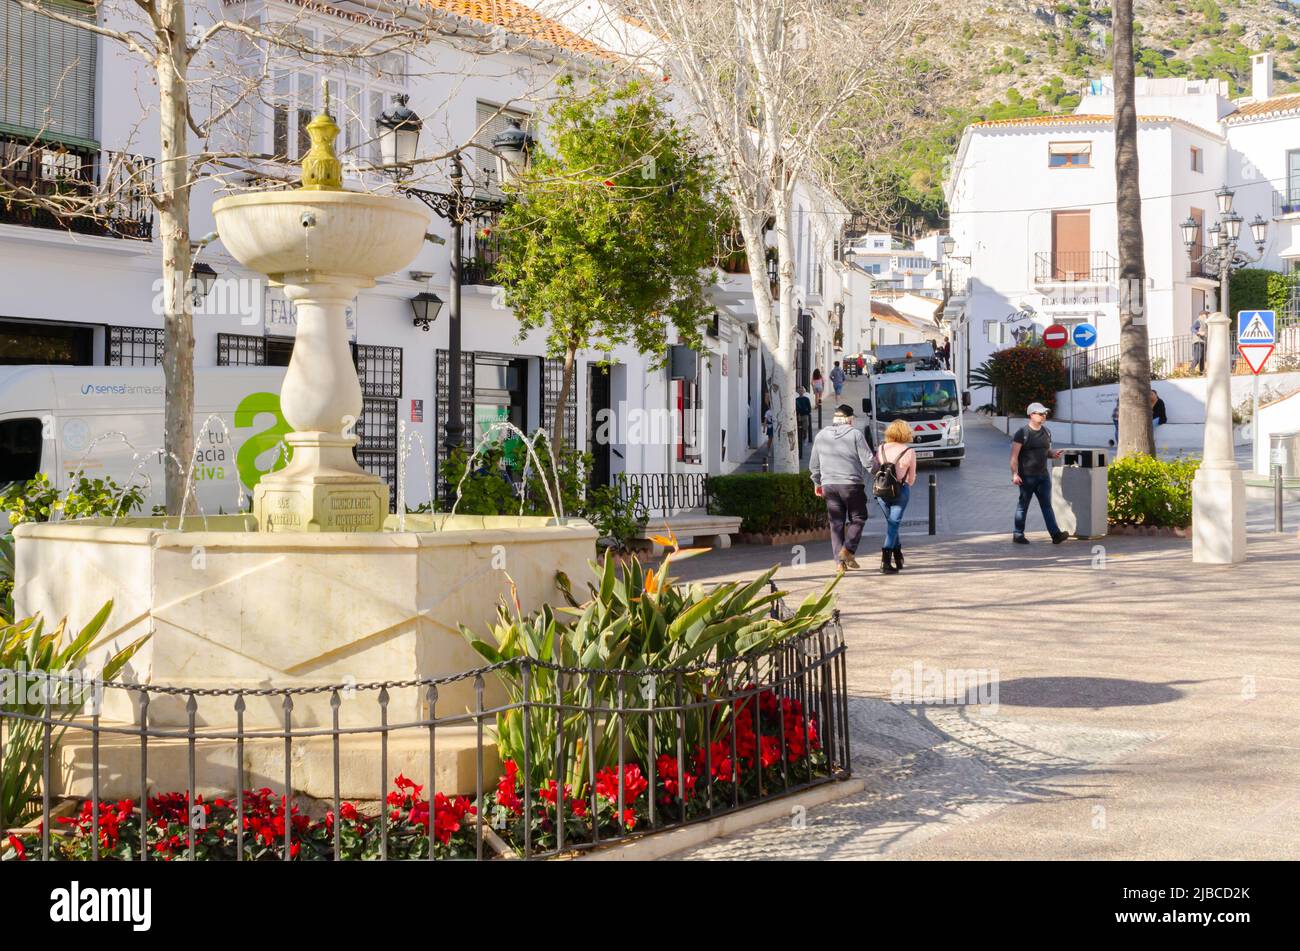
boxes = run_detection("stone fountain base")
[14,514,597,797]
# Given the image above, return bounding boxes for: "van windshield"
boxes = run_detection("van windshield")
[875,380,958,420]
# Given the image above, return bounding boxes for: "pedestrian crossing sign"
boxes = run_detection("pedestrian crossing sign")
[1237,310,1275,344]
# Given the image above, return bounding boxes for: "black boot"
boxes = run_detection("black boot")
[892,546,904,570]
[880,548,899,574]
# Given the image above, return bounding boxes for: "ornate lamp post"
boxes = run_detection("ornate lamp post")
[376,101,534,451]
[1181,187,1268,565]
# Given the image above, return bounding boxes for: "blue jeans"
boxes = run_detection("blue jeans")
[875,483,910,549]
[1014,474,1061,538]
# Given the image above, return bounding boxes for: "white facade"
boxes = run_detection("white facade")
[0,0,853,503]
[945,60,1300,407]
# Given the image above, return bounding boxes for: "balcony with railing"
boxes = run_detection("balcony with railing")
[1274,192,1300,218]
[1033,250,1118,284]
[460,210,502,285]
[0,134,154,240]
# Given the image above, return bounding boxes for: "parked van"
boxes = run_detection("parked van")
[860,342,968,467]
[0,366,291,514]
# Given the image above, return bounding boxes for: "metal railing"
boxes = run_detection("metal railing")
[1033,250,1118,284]
[0,610,848,862]
[1064,329,1300,388]
[616,471,711,517]
[0,134,154,240]
[460,210,502,285]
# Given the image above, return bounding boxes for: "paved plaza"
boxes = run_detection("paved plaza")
[668,394,1300,860]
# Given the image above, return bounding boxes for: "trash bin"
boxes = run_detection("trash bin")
[1051,448,1109,538]
[1269,431,1300,478]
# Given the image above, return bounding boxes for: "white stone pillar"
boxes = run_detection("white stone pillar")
[1191,310,1246,564]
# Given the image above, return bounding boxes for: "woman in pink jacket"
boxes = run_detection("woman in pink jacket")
[873,419,917,574]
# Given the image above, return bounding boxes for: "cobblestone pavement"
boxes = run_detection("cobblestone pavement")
[665,386,1300,859]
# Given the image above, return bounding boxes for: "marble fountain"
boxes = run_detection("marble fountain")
[12,98,596,799]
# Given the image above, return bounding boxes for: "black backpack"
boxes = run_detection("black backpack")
[872,447,909,502]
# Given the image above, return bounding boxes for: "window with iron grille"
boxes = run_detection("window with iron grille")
[541,356,577,450]
[356,344,402,397]
[356,450,397,509]
[106,325,163,366]
[356,396,398,451]
[217,333,266,366]
[434,348,476,503]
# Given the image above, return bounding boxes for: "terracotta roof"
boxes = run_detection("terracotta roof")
[419,0,617,61]
[969,113,1180,128]
[1226,94,1300,122]
[870,299,913,327]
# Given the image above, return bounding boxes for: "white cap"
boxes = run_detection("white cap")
[1026,402,1050,416]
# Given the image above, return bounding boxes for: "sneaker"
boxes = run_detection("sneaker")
[1012,535,1029,545]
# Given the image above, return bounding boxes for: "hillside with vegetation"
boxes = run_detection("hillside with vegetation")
[848,0,1300,231]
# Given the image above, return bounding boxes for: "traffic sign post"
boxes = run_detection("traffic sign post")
[1238,311,1276,450]
[1044,324,1068,349]
[1066,323,1097,444]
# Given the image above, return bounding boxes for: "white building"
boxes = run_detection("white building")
[944,52,1300,405]
[0,0,854,505]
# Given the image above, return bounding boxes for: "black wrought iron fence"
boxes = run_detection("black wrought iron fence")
[1066,328,1300,388]
[1,612,848,862]
[1033,250,1118,283]
[615,471,711,517]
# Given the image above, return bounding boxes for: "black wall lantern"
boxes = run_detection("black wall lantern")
[410,290,444,331]
[191,261,218,307]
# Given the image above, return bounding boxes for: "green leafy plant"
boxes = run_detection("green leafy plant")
[0,534,13,621]
[1,473,146,526]
[584,482,648,553]
[494,75,721,448]
[1108,454,1202,527]
[706,472,826,535]
[969,344,1067,415]
[1,602,148,827]
[460,548,838,796]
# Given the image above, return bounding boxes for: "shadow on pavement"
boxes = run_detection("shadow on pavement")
[994,676,1190,709]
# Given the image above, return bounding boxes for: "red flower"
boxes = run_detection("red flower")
[603,179,615,187]
[6,834,27,861]
[594,764,649,804]
[621,808,638,831]
[341,802,359,822]
[655,754,698,804]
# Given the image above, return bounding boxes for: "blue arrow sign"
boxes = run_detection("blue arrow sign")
[1237,310,1275,344]
[1072,322,1098,348]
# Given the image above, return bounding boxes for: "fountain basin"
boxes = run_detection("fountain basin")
[14,515,596,724]
[212,190,430,287]
[14,515,597,796]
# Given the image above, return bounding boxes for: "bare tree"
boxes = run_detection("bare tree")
[1112,0,1154,457]
[622,0,927,472]
[3,0,598,510]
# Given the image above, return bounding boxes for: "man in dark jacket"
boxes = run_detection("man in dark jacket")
[795,386,812,450]
[810,404,873,570]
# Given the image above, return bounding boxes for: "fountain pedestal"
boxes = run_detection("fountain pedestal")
[251,275,388,532]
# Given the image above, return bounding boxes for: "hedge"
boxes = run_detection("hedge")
[1107,454,1201,528]
[707,472,828,534]
[1229,268,1295,319]
[969,344,1067,416]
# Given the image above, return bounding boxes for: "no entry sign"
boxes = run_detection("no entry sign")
[1044,324,1069,349]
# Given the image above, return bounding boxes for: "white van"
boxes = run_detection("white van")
[0,366,290,514]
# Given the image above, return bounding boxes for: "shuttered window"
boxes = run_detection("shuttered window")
[0,0,97,146]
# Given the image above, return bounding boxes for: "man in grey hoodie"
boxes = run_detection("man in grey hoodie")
[810,403,873,570]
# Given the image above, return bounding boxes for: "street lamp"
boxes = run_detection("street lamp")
[375,94,422,176]
[1182,187,1268,322]
[378,102,534,452]
[1184,186,1270,564]
[191,261,217,308]
[940,233,956,258]
[410,290,444,332]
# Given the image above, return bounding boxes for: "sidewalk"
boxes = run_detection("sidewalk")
[667,531,1300,859]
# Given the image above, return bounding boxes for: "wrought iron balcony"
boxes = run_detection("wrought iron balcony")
[460,210,502,286]
[1033,250,1118,284]
[1187,244,1216,280]
[0,134,154,240]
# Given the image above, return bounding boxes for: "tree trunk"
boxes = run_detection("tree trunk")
[1113,0,1155,458]
[551,340,577,454]
[768,191,799,473]
[158,0,196,513]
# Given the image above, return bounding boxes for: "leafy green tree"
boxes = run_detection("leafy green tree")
[494,77,720,448]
